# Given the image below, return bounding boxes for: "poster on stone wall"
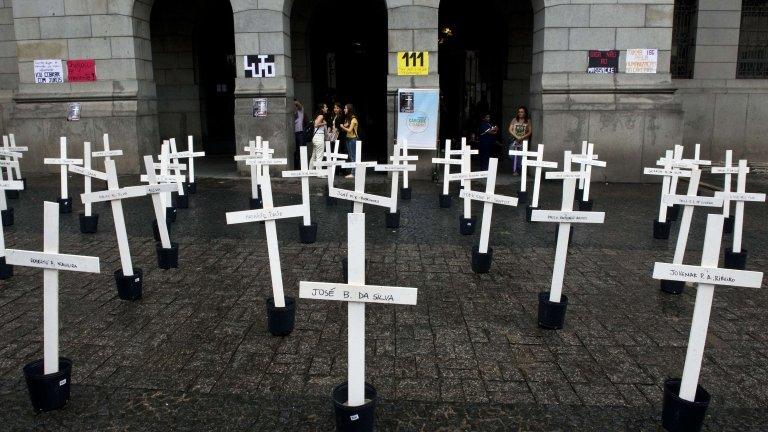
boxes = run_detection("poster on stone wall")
[586,50,619,74]
[626,49,658,74]
[396,88,439,150]
[67,59,97,82]
[244,55,276,78]
[34,59,64,84]
[252,98,267,117]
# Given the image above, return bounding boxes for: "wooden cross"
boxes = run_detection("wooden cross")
[449,139,483,223]
[690,143,712,167]
[92,134,123,162]
[44,137,83,202]
[376,144,417,216]
[571,142,606,204]
[531,151,606,304]
[508,140,538,197]
[226,158,306,309]
[67,142,107,218]
[234,137,276,202]
[657,145,690,208]
[710,150,734,225]
[526,144,558,209]
[0,179,24,269]
[396,139,419,193]
[5,202,100,374]
[142,156,179,249]
[652,214,763,402]
[168,136,205,187]
[281,146,324,228]
[714,160,766,257]
[334,142,393,213]
[166,139,188,201]
[2,135,26,184]
[430,139,462,198]
[644,149,692,224]
[317,140,348,184]
[459,158,518,254]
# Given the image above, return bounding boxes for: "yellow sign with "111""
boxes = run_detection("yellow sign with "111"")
[397,51,429,76]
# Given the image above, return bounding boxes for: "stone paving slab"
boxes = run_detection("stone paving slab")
[0,174,766,430]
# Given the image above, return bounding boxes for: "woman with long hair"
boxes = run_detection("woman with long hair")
[340,103,359,178]
[309,103,328,169]
[508,106,532,175]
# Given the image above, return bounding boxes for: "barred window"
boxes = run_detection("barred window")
[671,0,698,79]
[737,0,768,78]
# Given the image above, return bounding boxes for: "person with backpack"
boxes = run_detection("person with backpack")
[340,103,359,178]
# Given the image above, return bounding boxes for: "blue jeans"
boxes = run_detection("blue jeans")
[347,138,357,173]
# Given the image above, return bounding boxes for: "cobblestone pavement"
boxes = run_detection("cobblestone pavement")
[0,172,767,431]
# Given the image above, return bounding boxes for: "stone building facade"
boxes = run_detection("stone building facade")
[0,0,765,181]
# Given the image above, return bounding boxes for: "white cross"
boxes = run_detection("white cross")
[526,144,558,209]
[281,146,324,227]
[317,140,348,170]
[159,141,174,211]
[142,156,179,249]
[459,158,518,254]
[508,140,537,194]
[67,142,108,218]
[7,134,28,182]
[663,168,723,269]
[652,214,763,402]
[168,136,205,185]
[531,151,606,303]
[657,145,689,207]
[226,157,306,308]
[451,138,482,221]
[714,160,765,255]
[376,144,417,215]
[169,138,187,198]
[2,135,26,183]
[92,134,124,162]
[81,160,148,277]
[690,143,712,167]
[0,179,24,258]
[395,139,419,191]
[710,150,734,221]
[431,139,462,197]
[644,149,692,223]
[235,137,279,202]
[44,137,83,201]
[571,142,606,203]
[5,202,100,374]
[334,142,393,212]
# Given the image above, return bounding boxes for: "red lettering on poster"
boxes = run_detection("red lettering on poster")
[67,59,96,82]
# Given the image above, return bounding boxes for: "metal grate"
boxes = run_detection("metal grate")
[737,0,768,78]
[671,0,698,79]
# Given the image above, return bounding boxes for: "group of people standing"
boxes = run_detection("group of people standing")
[475,105,532,174]
[294,100,359,178]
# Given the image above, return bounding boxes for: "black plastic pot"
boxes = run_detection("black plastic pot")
[115,268,143,301]
[554,225,574,247]
[723,216,734,235]
[385,210,400,229]
[249,196,263,210]
[299,222,318,244]
[79,213,98,234]
[517,190,528,205]
[152,218,172,242]
[538,291,569,330]
[724,247,747,270]
[577,199,594,211]
[525,205,536,223]
[667,204,680,222]
[1,207,13,227]
[166,207,177,223]
[57,198,72,214]
[575,187,583,202]
[660,279,685,295]
[332,382,378,432]
[653,219,671,240]
[400,187,412,200]
[6,189,19,200]
[156,242,179,269]
[662,378,710,432]
[459,216,476,235]
[185,181,197,194]
[439,193,451,208]
[266,296,296,337]
[325,185,337,206]
[471,245,493,274]
[175,194,189,209]
[23,357,72,412]
[0,256,13,279]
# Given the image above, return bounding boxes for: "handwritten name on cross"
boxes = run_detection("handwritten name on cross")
[653,214,762,402]
[281,146,324,227]
[656,145,689,209]
[714,160,765,257]
[6,202,100,374]
[531,151,605,304]
[644,149,692,224]
[92,134,124,162]
[67,141,107,218]
[44,137,83,201]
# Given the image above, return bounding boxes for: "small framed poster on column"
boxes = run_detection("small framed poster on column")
[395,88,439,150]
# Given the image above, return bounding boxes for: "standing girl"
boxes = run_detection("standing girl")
[340,103,358,178]
[309,103,328,169]
[507,106,532,175]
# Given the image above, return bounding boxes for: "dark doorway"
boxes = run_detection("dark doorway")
[150,0,235,156]
[305,0,388,162]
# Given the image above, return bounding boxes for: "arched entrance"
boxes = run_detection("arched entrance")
[291,0,388,162]
[438,0,533,154]
[149,0,236,156]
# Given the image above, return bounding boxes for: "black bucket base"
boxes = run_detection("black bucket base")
[0,256,13,279]
[79,213,99,234]
[185,182,197,194]
[115,268,143,301]
[526,205,536,223]
[660,279,685,295]
[152,218,172,242]
[517,190,528,205]
[6,189,19,200]
[538,291,569,330]
[667,204,680,222]
[577,199,594,211]
[653,219,671,240]
[400,187,412,200]
[165,207,177,223]
[385,210,400,229]
[23,357,72,412]
[575,188,583,202]
[439,193,451,208]
[57,198,72,214]
[459,216,476,235]
[554,225,574,247]
[662,378,710,432]
[249,197,263,210]
[723,216,734,234]
[471,245,493,274]
[1,208,13,227]
[175,194,189,209]
[299,222,318,244]
[156,243,179,269]
[724,248,747,270]
[267,296,296,337]
[332,382,378,432]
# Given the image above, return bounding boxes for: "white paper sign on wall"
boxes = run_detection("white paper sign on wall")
[626,49,658,74]
[34,59,64,84]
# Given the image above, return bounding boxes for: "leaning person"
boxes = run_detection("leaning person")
[309,103,328,169]
[507,105,532,175]
[340,104,359,178]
